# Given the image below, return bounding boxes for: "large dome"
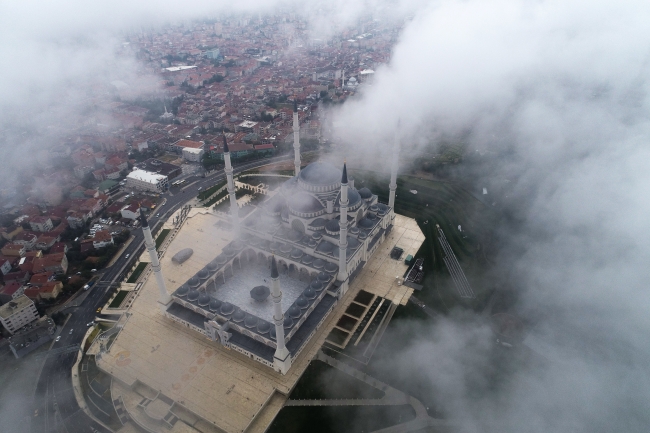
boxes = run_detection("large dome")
[298,162,341,187]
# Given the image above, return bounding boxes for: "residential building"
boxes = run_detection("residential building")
[39,282,63,300]
[93,230,114,249]
[1,244,26,257]
[182,147,204,162]
[0,259,12,275]
[0,295,40,335]
[121,203,141,220]
[0,282,25,304]
[126,169,169,193]
[32,253,68,275]
[29,216,54,233]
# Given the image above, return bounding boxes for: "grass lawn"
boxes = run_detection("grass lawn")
[198,181,226,201]
[126,262,148,283]
[108,290,129,308]
[155,229,171,249]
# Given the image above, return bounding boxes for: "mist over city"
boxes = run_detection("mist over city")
[0,1,649,433]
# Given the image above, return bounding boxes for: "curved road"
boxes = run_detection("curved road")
[30,155,291,433]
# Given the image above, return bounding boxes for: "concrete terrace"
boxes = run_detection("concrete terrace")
[96,209,424,433]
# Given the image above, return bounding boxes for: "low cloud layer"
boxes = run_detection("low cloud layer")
[332,0,650,431]
[1,0,649,431]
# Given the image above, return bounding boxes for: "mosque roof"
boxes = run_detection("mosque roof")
[288,191,324,213]
[298,162,341,186]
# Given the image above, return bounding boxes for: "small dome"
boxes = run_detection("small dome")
[288,192,325,214]
[325,219,340,233]
[187,290,199,301]
[325,263,338,273]
[188,277,200,288]
[232,309,245,322]
[172,248,194,264]
[209,298,222,312]
[216,254,228,265]
[287,305,301,318]
[309,218,326,229]
[313,259,325,269]
[290,248,304,259]
[370,204,379,212]
[311,280,324,291]
[207,259,220,271]
[197,269,209,280]
[347,237,360,248]
[358,187,372,199]
[301,255,314,264]
[283,317,293,328]
[280,243,292,254]
[176,284,189,296]
[316,241,335,254]
[318,272,330,282]
[244,315,258,328]
[296,297,309,309]
[257,320,271,334]
[349,227,360,235]
[311,232,322,240]
[250,285,270,302]
[198,293,210,306]
[220,302,235,315]
[304,288,317,300]
[358,218,375,229]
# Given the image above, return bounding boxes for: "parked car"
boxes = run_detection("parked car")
[69,329,74,334]
[55,336,61,342]
[125,254,130,259]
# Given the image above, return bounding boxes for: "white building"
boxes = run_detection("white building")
[126,169,169,193]
[182,147,204,162]
[0,295,40,335]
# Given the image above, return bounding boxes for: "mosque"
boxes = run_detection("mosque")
[152,103,401,375]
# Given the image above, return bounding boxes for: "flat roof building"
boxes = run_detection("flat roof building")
[0,295,40,335]
[126,169,169,193]
[135,158,182,180]
[182,147,204,162]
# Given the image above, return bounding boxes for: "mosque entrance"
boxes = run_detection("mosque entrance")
[291,219,305,234]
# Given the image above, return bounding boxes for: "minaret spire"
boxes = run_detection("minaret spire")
[292,99,301,176]
[270,256,291,374]
[140,207,171,310]
[388,119,400,215]
[337,161,349,296]
[223,134,239,233]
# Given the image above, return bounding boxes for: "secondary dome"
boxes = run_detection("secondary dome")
[288,192,324,214]
[358,187,372,199]
[298,162,342,186]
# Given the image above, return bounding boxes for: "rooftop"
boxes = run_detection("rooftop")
[0,295,34,319]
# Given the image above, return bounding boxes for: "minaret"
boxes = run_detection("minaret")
[140,208,171,310]
[292,100,301,176]
[341,70,345,90]
[223,135,239,232]
[388,120,400,214]
[338,162,349,296]
[271,256,291,374]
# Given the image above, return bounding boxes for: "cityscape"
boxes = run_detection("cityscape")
[1,2,649,433]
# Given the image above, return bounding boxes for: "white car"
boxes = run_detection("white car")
[69,329,74,334]
[55,336,61,342]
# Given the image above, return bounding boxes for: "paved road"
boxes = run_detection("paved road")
[29,155,291,433]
